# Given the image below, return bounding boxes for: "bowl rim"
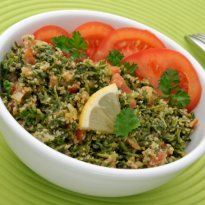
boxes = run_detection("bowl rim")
[0,9,205,177]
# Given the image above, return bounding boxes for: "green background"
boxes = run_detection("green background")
[1,0,205,204]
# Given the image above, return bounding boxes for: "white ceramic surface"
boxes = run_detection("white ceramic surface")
[0,10,205,197]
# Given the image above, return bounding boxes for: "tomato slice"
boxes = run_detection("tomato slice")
[123,48,202,111]
[75,22,114,59]
[34,25,71,44]
[95,27,165,61]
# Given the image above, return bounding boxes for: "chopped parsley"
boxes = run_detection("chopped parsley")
[3,80,12,96]
[19,109,38,126]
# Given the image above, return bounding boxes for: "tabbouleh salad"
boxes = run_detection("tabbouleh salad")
[0,30,198,169]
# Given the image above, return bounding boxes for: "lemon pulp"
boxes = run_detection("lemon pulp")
[79,84,121,133]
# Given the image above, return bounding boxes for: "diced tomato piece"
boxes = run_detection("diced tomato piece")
[111,73,131,93]
[151,152,166,165]
[109,66,121,74]
[189,118,198,128]
[75,129,86,143]
[68,84,79,93]
[129,98,137,109]
[24,48,36,65]
[111,73,136,108]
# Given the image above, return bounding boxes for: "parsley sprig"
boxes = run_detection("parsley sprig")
[123,62,138,76]
[159,69,190,108]
[52,31,88,60]
[113,108,140,137]
[106,49,138,76]
[169,90,190,108]
[106,49,124,66]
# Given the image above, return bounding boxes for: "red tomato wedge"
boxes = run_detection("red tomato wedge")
[123,48,202,111]
[75,22,114,59]
[95,27,165,61]
[34,25,71,44]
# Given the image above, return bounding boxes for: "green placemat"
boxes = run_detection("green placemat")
[1,0,205,204]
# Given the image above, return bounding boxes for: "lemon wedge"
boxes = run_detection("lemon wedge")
[79,84,121,133]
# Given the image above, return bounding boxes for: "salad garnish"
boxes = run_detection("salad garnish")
[114,108,140,137]
[52,31,88,60]
[106,49,138,76]
[106,49,124,66]
[159,69,190,108]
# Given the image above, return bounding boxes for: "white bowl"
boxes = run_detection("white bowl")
[0,10,205,197]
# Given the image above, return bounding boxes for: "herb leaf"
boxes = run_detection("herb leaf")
[106,50,138,76]
[3,80,12,96]
[52,36,70,53]
[123,62,138,76]
[106,49,124,66]
[169,90,190,108]
[20,109,38,126]
[52,31,88,60]
[159,69,180,95]
[159,69,190,108]
[113,108,140,137]
[68,31,88,52]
